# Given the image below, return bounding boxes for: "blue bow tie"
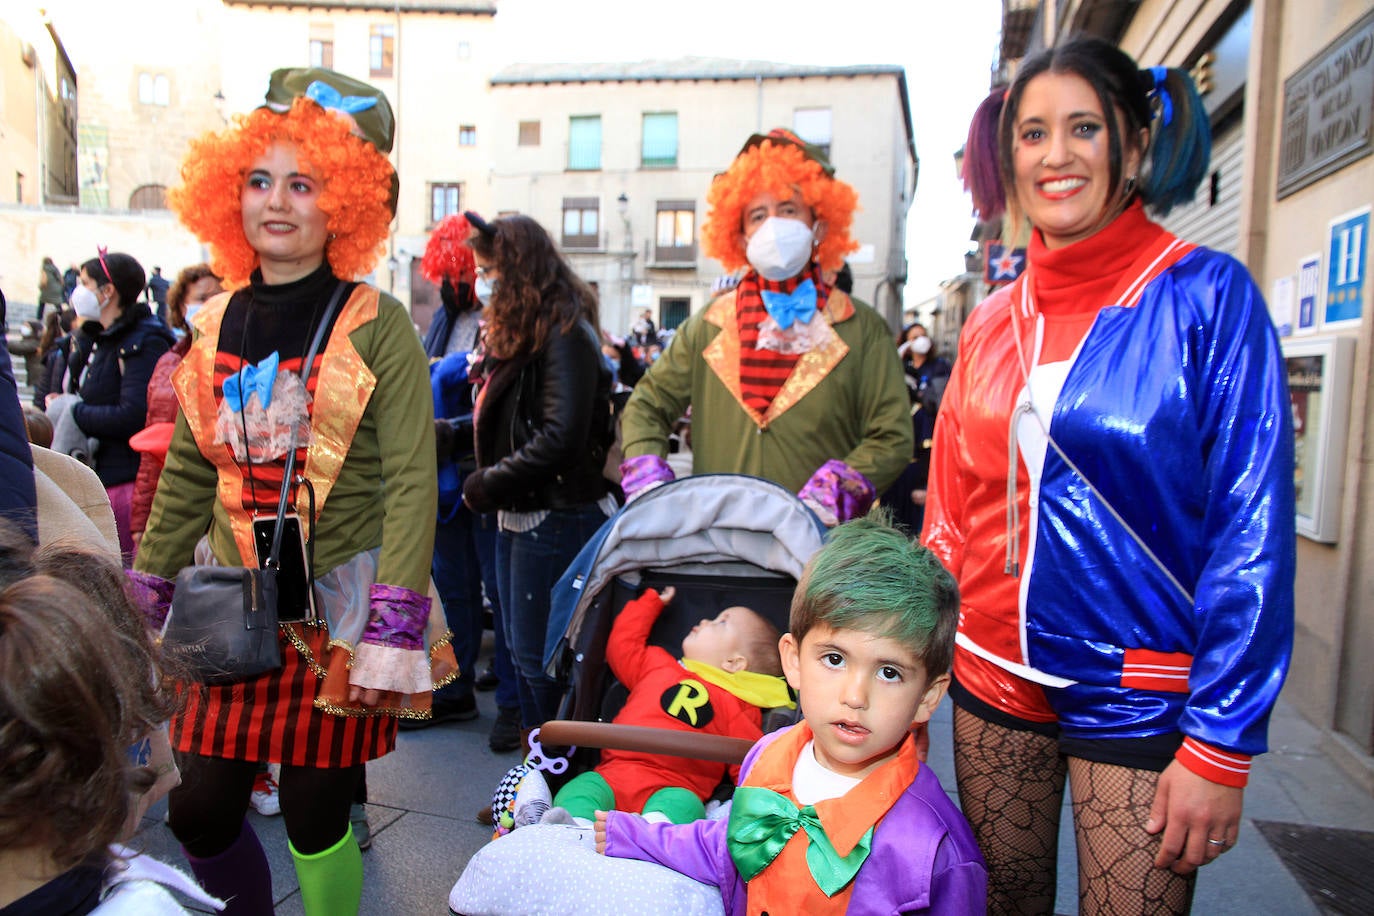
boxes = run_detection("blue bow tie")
[223,351,281,413]
[761,279,818,330]
[305,80,378,115]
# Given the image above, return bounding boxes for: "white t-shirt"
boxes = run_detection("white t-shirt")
[790,739,861,806]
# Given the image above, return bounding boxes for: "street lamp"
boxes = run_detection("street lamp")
[616,193,634,333]
[616,192,632,250]
[387,253,399,295]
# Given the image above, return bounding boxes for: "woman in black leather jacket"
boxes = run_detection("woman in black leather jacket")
[461,213,616,730]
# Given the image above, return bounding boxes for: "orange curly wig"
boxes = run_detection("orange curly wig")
[702,140,859,273]
[168,97,394,286]
[420,213,476,286]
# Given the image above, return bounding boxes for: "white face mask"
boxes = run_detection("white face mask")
[184,302,203,323]
[912,335,932,355]
[746,217,815,282]
[474,275,496,306]
[70,284,103,322]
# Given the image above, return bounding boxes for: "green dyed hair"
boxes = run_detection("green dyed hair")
[790,512,959,675]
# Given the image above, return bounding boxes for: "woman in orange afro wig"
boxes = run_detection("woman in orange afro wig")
[135,69,445,916]
[701,135,859,273]
[169,96,394,286]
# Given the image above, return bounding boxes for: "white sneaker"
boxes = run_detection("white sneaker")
[249,770,281,817]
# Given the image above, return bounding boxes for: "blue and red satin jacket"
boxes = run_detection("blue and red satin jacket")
[924,232,1295,787]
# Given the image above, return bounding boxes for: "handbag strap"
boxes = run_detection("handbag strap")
[263,280,350,569]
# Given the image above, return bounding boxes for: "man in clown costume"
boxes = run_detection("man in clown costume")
[618,129,911,525]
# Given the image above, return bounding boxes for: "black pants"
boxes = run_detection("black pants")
[169,752,362,857]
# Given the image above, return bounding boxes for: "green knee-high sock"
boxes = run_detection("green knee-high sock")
[290,827,363,916]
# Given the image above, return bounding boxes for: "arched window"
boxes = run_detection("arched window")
[129,184,168,210]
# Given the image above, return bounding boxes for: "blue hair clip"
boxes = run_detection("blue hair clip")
[304,80,378,115]
[1147,66,1174,127]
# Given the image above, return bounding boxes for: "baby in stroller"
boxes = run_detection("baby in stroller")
[526,585,793,829]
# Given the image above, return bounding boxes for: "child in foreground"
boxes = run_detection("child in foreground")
[0,528,221,914]
[517,586,792,830]
[595,515,987,915]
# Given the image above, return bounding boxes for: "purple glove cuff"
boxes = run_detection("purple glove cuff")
[362,584,431,651]
[798,459,876,524]
[619,454,674,498]
[126,569,175,632]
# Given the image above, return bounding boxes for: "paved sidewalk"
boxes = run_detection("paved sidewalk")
[132,665,1374,915]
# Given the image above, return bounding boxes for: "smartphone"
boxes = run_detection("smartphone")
[252,513,315,623]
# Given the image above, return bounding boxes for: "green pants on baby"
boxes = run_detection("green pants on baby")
[554,770,706,824]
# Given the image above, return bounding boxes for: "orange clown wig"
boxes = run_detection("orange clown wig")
[168,96,394,286]
[420,213,476,287]
[702,136,859,274]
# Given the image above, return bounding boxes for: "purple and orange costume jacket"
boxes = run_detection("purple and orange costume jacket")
[604,724,986,915]
[923,205,1296,786]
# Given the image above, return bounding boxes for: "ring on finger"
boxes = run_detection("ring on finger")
[1206,838,1229,848]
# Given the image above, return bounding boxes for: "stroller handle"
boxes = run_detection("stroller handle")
[538,721,754,765]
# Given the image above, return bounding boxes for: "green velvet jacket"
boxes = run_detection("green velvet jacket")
[135,284,436,595]
[620,286,911,495]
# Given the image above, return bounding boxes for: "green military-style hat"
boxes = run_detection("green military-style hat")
[737,127,835,177]
[261,66,395,154]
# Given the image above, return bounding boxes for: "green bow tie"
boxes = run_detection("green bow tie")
[726,786,872,897]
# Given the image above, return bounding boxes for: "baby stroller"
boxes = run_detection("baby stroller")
[537,473,826,767]
[450,475,826,916]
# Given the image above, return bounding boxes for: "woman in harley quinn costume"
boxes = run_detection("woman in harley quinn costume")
[927,37,1294,915]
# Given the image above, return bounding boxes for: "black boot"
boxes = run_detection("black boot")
[488,705,522,752]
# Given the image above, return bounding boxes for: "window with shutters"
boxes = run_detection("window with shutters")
[562,197,600,248]
[641,112,678,168]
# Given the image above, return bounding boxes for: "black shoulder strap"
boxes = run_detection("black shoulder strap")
[263,281,349,567]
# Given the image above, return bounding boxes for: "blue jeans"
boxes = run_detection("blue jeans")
[472,512,519,711]
[432,507,514,707]
[495,503,607,728]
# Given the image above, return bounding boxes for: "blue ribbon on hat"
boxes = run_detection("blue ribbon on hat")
[305,80,378,114]
[223,351,281,413]
[761,279,818,330]
[1147,67,1174,127]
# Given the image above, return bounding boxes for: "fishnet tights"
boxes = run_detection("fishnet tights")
[1069,758,1195,915]
[954,709,1197,915]
[954,706,1065,915]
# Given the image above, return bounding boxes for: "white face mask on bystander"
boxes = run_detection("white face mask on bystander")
[474,275,496,306]
[69,284,103,322]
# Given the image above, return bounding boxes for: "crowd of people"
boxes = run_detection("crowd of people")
[0,38,1297,916]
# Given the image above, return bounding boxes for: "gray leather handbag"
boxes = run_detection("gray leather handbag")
[167,563,282,685]
[162,282,345,685]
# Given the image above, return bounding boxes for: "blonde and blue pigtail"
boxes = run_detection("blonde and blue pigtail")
[1138,65,1211,216]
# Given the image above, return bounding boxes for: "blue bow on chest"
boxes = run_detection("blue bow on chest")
[761,279,818,330]
[223,351,281,413]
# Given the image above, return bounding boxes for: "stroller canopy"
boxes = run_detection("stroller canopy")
[547,474,827,668]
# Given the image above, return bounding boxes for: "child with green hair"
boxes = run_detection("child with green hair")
[596,513,986,915]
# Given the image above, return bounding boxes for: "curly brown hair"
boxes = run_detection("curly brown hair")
[166,263,221,332]
[467,214,598,360]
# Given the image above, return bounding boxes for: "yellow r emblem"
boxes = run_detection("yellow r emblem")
[662,678,714,728]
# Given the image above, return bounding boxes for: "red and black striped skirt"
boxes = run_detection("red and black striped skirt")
[170,623,397,767]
